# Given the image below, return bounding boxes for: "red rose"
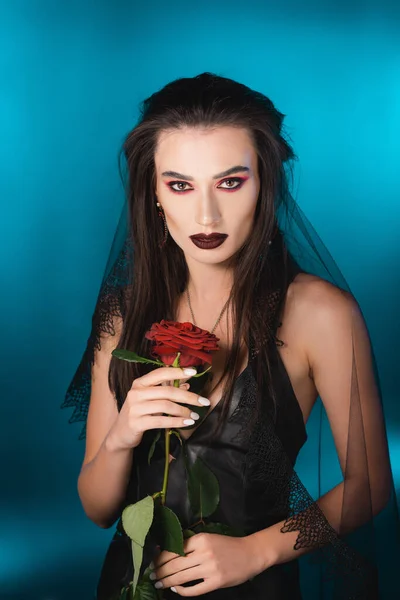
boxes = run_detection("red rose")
[144,320,220,367]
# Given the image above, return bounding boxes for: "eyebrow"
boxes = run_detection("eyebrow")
[161,165,250,181]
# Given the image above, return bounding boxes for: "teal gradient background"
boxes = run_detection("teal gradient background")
[1,1,399,598]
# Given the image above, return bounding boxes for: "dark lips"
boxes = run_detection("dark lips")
[190,233,228,249]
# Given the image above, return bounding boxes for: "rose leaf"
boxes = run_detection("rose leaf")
[186,456,220,519]
[153,504,185,556]
[132,577,159,600]
[148,430,161,465]
[112,349,164,366]
[122,496,154,597]
[191,365,212,378]
[183,528,196,538]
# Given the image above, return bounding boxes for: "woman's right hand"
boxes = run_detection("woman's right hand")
[106,366,210,451]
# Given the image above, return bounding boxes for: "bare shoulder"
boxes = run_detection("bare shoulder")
[287,272,357,322]
[277,273,358,418]
[284,272,359,359]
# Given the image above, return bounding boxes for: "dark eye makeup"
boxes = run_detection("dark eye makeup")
[165,176,248,194]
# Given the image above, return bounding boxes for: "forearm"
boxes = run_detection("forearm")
[78,432,134,529]
[245,477,388,570]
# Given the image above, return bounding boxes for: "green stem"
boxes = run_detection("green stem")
[161,354,182,506]
[161,427,171,505]
[189,518,205,529]
[161,363,181,504]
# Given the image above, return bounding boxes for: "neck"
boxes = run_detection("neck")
[185,257,233,304]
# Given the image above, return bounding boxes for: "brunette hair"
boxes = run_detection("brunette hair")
[109,72,300,435]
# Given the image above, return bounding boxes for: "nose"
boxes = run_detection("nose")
[195,190,221,227]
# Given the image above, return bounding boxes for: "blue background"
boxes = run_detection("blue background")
[1,0,399,598]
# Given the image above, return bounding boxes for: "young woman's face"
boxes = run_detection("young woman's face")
[154,126,260,266]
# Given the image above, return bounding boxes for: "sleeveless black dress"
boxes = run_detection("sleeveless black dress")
[95,336,308,600]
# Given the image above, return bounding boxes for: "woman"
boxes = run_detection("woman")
[62,73,399,599]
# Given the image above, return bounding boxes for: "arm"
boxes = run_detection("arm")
[245,280,392,569]
[77,323,134,529]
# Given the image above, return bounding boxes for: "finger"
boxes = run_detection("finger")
[155,553,199,579]
[154,550,180,568]
[157,565,205,592]
[135,399,200,420]
[133,366,198,389]
[164,380,190,387]
[155,382,189,406]
[135,386,209,409]
[139,415,198,431]
[169,578,212,596]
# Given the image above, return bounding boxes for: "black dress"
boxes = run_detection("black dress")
[61,203,400,600]
[96,337,308,600]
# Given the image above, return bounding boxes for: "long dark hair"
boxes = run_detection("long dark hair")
[109,72,300,436]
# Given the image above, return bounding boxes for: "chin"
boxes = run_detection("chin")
[190,249,236,267]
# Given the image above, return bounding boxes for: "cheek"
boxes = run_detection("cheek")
[162,207,189,238]
[230,193,258,224]
[230,199,258,238]
[163,208,184,227]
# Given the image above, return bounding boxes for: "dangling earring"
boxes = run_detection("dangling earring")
[156,201,168,248]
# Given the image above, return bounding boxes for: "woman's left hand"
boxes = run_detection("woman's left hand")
[150,532,265,596]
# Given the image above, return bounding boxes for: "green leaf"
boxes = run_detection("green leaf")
[148,430,161,465]
[122,496,154,545]
[154,503,185,556]
[131,540,143,598]
[183,528,196,538]
[190,365,212,378]
[186,456,219,519]
[122,496,154,597]
[170,429,183,445]
[132,578,159,600]
[112,349,164,366]
[128,567,162,599]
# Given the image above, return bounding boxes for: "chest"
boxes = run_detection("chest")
[177,341,249,442]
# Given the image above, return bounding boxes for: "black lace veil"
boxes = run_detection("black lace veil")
[62,176,400,599]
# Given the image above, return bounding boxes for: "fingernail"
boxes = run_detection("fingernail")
[149,572,156,580]
[183,368,197,376]
[198,396,210,406]
[171,587,177,593]
[190,412,200,420]
[154,581,163,589]
[183,418,195,425]
[149,561,155,569]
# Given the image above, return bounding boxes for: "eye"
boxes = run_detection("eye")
[218,177,245,190]
[167,177,246,193]
[168,181,193,192]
